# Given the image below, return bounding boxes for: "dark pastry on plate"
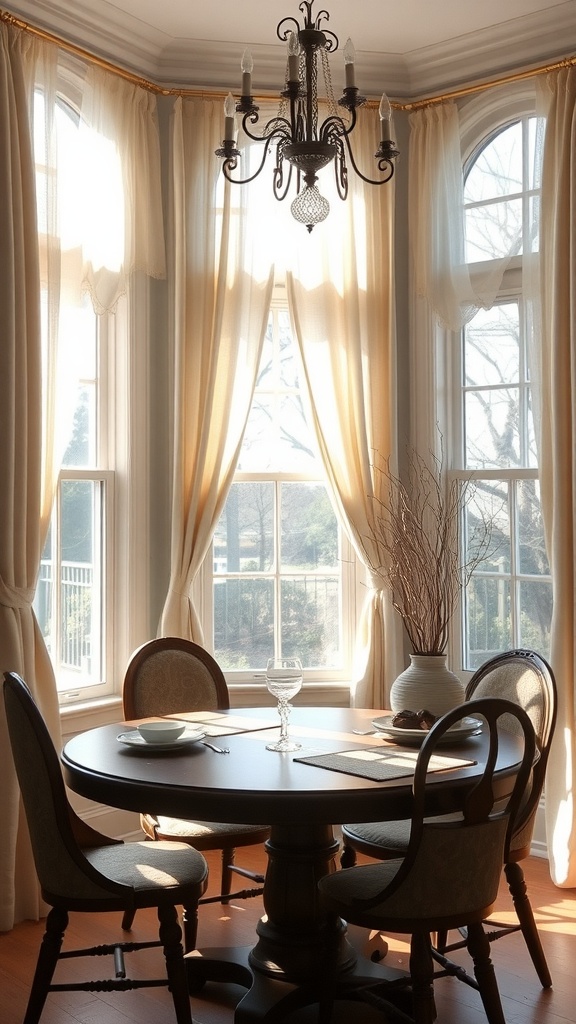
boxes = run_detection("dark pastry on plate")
[391,709,421,729]
[416,709,438,730]
[391,708,438,730]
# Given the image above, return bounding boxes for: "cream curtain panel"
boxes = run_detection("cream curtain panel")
[534,67,576,887]
[160,98,274,639]
[409,101,522,333]
[0,22,61,933]
[0,22,166,930]
[287,112,402,708]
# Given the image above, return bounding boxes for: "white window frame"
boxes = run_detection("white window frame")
[35,68,152,708]
[408,83,545,680]
[442,84,550,676]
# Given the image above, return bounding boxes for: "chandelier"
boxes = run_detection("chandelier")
[215,0,399,232]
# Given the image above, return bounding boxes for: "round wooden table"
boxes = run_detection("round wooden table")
[62,705,523,1022]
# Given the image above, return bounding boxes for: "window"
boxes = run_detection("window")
[453,113,552,669]
[35,294,113,699]
[209,297,355,681]
[31,77,147,703]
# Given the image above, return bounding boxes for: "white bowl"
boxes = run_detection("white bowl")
[137,720,186,744]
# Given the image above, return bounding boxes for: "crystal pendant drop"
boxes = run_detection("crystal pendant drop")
[290,185,330,232]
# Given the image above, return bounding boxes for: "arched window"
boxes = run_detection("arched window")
[453,110,551,669]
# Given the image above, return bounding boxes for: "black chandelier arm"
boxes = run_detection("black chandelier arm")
[218,135,280,186]
[320,108,358,144]
[272,147,294,201]
[339,129,398,186]
[277,4,338,50]
[332,137,349,201]
[277,16,301,41]
[239,111,293,147]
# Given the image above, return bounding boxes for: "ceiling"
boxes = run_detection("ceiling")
[6,0,576,96]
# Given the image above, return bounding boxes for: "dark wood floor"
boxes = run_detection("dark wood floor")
[1,849,573,1024]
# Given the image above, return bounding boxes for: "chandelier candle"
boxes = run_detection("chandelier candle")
[215,0,399,232]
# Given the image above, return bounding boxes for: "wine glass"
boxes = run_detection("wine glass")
[265,657,303,752]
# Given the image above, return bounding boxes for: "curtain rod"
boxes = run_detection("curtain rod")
[2,8,575,109]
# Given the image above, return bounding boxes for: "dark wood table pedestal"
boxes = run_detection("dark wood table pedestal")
[187,821,407,1022]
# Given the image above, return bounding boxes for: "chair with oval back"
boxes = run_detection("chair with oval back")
[319,697,537,1024]
[120,637,270,947]
[3,671,208,1024]
[339,648,557,988]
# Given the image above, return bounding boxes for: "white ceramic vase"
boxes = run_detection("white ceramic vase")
[389,653,465,717]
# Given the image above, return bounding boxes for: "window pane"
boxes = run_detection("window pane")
[465,576,512,669]
[238,310,317,474]
[518,580,552,653]
[257,317,274,388]
[466,197,522,262]
[214,482,274,573]
[517,480,550,576]
[36,479,104,691]
[63,385,95,466]
[464,305,519,386]
[60,479,103,683]
[239,391,315,473]
[464,122,523,203]
[465,387,520,469]
[466,481,510,573]
[280,578,340,667]
[281,483,338,571]
[278,310,298,388]
[214,579,274,669]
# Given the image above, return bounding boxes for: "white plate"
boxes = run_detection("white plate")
[117,726,206,751]
[371,715,482,746]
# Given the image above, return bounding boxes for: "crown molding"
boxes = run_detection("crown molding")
[402,3,576,98]
[4,1,576,99]
[157,40,410,97]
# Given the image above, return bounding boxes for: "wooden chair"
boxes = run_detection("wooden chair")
[3,671,208,1024]
[121,637,270,945]
[319,697,536,1024]
[340,648,557,988]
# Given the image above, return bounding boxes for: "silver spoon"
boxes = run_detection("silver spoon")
[202,740,230,754]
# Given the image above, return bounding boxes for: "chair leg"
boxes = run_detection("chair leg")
[24,906,68,1024]
[182,902,199,953]
[409,930,436,1024]
[505,861,552,988]
[466,921,506,1024]
[157,904,193,1024]
[339,841,357,869]
[435,928,448,952]
[121,908,136,932]
[221,846,234,903]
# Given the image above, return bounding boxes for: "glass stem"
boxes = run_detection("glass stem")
[278,699,290,741]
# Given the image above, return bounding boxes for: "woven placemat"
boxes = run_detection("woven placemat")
[165,712,277,737]
[293,747,476,782]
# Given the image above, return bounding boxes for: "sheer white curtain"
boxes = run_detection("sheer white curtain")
[532,67,576,886]
[286,109,402,708]
[0,22,166,930]
[69,65,166,313]
[160,98,274,639]
[409,101,521,333]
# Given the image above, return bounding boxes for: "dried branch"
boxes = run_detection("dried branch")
[364,447,493,654]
